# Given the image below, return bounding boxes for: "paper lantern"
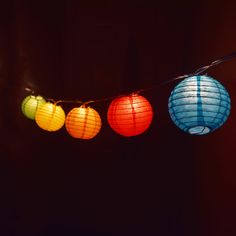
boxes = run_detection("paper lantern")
[107,93,153,137]
[35,102,65,131]
[65,106,102,139]
[21,95,46,120]
[168,75,231,135]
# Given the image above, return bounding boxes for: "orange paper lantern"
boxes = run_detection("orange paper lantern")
[107,93,153,137]
[35,102,65,131]
[65,106,102,139]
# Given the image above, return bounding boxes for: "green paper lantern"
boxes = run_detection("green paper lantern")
[21,95,46,120]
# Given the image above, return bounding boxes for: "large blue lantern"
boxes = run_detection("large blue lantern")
[168,75,231,135]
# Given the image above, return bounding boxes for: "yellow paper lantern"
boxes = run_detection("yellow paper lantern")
[35,102,65,131]
[21,95,46,120]
[65,106,102,139]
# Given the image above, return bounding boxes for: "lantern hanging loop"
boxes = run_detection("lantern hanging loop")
[47,98,56,103]
[82,100,95,107]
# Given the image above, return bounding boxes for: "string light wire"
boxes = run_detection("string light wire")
[25,51,236,106]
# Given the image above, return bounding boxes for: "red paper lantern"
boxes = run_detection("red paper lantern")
[107,93,153,137]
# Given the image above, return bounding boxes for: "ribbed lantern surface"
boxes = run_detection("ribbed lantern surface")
[168,75,231,135]
[65,106,102,139]
[21,95,46,120]
[35,102,65,131]
[107,94,153,137]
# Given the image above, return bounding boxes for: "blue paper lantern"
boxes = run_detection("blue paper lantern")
[168,75,231,135]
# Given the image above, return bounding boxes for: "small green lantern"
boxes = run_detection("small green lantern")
[21,95,46,120]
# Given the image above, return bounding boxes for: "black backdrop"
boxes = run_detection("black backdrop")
[1,1,236,235]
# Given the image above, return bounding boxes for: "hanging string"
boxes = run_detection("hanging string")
[24,51,236,106]
[193,51,236,75]
[55,100,83,105]
[136,51,236,94]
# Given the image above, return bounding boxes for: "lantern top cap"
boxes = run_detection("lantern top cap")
[25,94,44,99]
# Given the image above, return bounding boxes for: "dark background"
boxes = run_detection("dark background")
[1,0,236,235]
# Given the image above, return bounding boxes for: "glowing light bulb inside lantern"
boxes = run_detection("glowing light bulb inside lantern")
[168,75,231,135]
[21,95,46,120]
[107,93,153,137]
[35,102,65,131]
[65,105,102,139]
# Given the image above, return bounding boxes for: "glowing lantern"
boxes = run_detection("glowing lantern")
[107,93,153,137]
[35,102,65,131]
[65,105,102,139]
[168,75,231,135]
[21,95,46,120]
